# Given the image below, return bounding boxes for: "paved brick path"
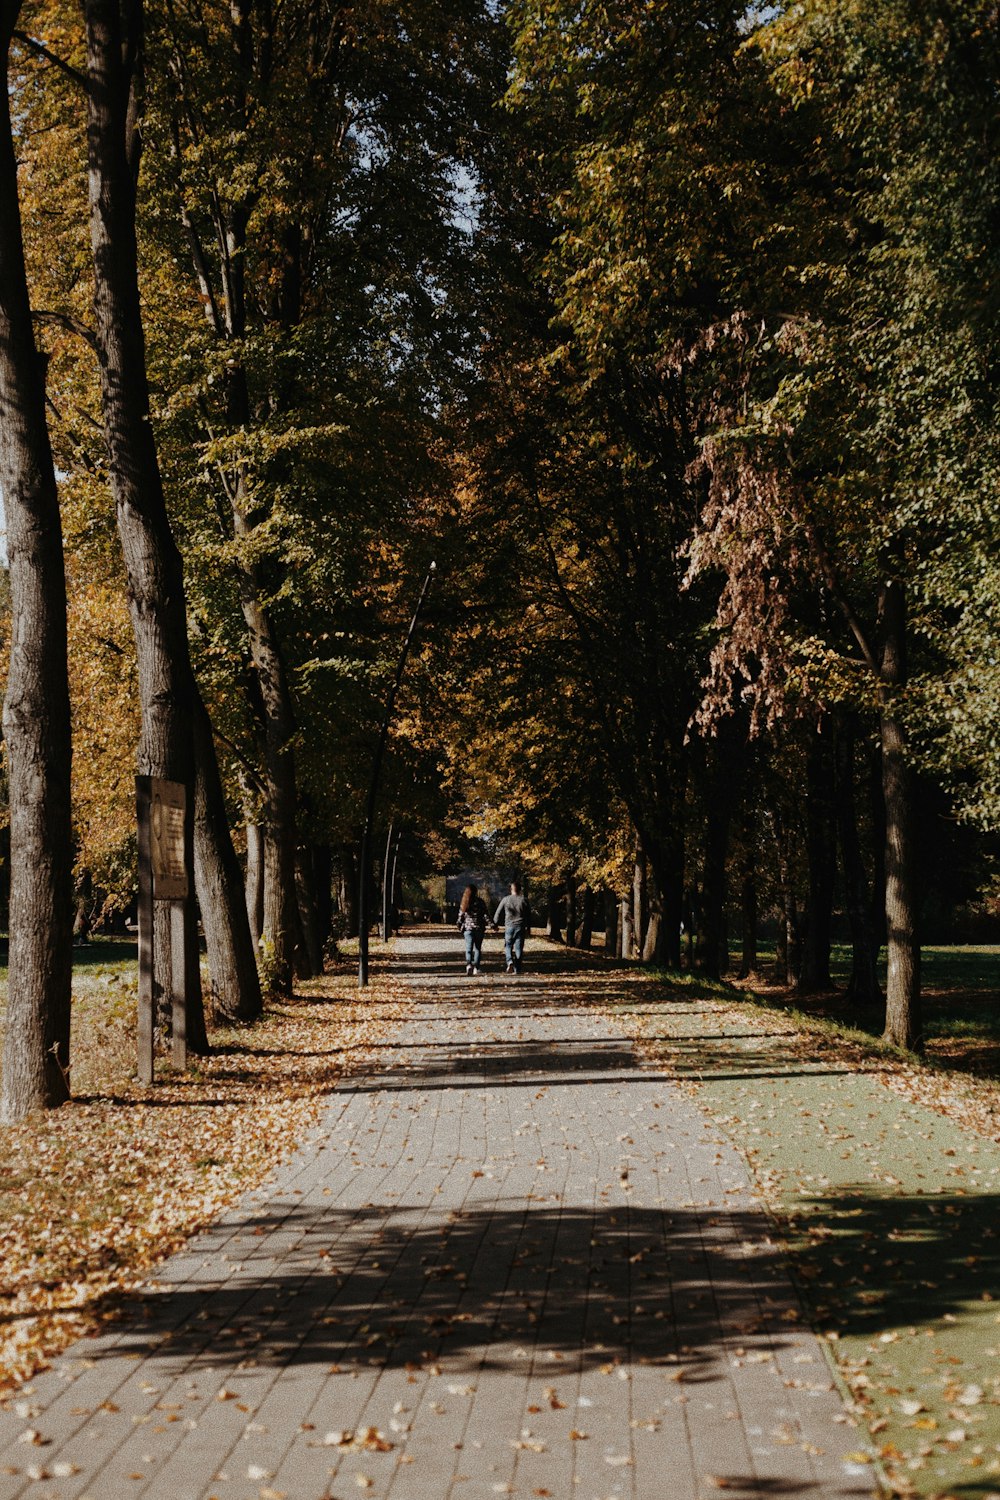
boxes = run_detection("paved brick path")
[0,931,880,1499]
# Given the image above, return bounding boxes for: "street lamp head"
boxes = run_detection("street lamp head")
[429,560,437,573]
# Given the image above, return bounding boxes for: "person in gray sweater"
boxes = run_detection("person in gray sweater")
[493,881,532,974]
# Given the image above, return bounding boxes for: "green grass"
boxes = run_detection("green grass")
[0,939,139,1095]
[612,979,1000,1497]
[0,936,138,981]
[746,944,1000,1072]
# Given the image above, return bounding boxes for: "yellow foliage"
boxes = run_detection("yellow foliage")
[66,558,140,902]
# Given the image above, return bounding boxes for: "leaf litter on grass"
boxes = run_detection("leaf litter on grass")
[611,977,1000,1499]
[0,966,413,1396]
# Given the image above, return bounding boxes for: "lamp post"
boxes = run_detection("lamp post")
[358,560,437,987]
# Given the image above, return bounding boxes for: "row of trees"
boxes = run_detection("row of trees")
[2,0,999,1120]
[1,0,502,1118]
[418,0,1000,1052]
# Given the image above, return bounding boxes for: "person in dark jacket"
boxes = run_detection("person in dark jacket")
[456,884,489,975]
[493,881,531,974]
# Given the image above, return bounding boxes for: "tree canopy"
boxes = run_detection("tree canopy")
[3,0,1000,1116]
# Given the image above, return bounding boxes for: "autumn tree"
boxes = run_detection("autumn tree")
[0,0,74,1119]
[689,0,1000,1048]
[82,0,261,1026]
[473,0,806,966]
[131,0,505,980]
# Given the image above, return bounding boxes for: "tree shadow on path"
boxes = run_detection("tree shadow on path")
[87,1200,809,1380]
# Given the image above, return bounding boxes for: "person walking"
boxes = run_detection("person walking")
[493,880,532,974]
[456,884,489,975]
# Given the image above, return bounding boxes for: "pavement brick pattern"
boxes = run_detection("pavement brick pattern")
[0,932,881,1499]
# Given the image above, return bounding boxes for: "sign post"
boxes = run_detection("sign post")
[136,776,191,1082]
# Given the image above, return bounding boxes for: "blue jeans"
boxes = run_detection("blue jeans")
[504,923,526,972]
[463,928,484,968]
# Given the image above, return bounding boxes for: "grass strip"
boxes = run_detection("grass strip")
[611,973,1000,1500]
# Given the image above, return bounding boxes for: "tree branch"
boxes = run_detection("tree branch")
[211,723,266,795]
[32,309,99,353]
[804,523,880,675]
[12,29,89,90]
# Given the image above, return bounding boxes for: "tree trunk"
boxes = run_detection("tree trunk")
[641,883,663,964]
[239,520,298,995]
[338,846,358,938]
[245,821,265,949]
[546,884,563,943]
[165,0,301,999]
[74,869,94,943]
[0,30,74,1119]
[84,0,259,1038]
[784,888,800,986]
[879,580,921,1050]
[632,843,648,958]
[192,700,262,1023]
[645,830,683,968]
[260,732,296,992]
[564,876,577,947]
[798,725,836,993]
[774,898,787,981]
[620,897,635,959]
[835,718,882,1008]
[576,885,594,950]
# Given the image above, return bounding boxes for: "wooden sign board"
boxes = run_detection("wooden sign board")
[151,778,189,900]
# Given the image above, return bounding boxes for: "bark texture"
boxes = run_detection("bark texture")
[879,581,921,1050]
[620,897,635,960]
[0,14,74,1119]
[245,821,265,949]
[631,845,648,958]
[576,885,594,950]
